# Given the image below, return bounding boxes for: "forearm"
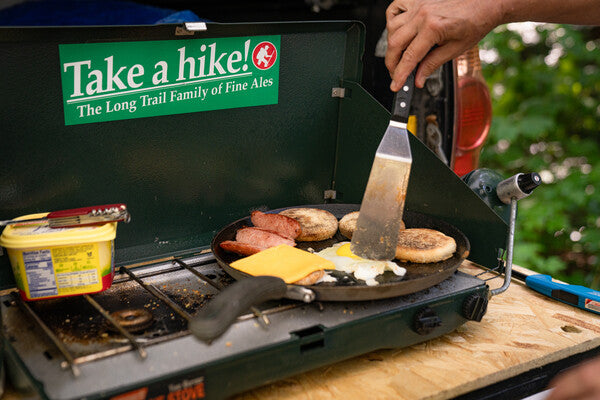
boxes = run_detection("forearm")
[498,0,600,25]
[385,0,600,90]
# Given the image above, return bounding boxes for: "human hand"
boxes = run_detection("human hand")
[385,0,501,90]
[546,355,600,400]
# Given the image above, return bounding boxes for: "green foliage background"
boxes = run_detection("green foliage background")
[479,24,600,287]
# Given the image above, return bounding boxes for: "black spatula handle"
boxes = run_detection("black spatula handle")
[391,69,416,124]
[189,276,288,343]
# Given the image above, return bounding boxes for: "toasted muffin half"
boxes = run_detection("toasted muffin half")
[293,270,325,285]
[338,211,405,240]
[279,208,338,241]
[395,228,456,263]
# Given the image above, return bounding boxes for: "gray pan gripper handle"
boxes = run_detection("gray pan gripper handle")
[189,275,288,343]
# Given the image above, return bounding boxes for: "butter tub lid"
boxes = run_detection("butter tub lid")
[0,213,117,249]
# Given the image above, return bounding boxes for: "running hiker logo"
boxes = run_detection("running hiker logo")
[252,42,277,70]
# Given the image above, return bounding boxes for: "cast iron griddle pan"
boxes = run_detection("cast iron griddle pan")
[190,204,470,342]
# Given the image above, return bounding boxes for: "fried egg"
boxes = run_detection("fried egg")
[316,242,406,286]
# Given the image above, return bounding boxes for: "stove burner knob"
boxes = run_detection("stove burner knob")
[462,293,488,322]
[413,307,442,335]
[497,172,542,204]
[518,172,541,193]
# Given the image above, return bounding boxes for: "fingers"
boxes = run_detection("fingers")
[385,0,489,91]
[387,26,480,89]
[547,358,600,400]
[547,373,589,400]
[389,29,438,90]
[386,1,444,90]
[416,42,468,87]
[385,0,408,20]
[385,3,412,81]
[386,9,410,33]
[385,25,417,89]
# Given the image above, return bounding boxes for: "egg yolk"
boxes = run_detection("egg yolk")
[335,243,363,260]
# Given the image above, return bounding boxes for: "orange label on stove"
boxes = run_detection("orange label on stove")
[163,377,205,400]
[111,387,148,400]
[112,374,206,400]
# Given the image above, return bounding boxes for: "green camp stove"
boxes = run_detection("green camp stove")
[0,21,522,400]
[2,252,490,400]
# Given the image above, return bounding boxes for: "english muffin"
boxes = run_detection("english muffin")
[293,270,325,286]
[338,211,405,240]
[395,228,456,263]
[279,208,338,241]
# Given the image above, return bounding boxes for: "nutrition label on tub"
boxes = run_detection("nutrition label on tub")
[22,246,102,298]
[56,270,99,288]
[23,249,59,298]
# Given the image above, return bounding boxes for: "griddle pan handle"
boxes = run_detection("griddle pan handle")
[189,276,288,343]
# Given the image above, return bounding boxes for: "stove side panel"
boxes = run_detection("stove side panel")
[0,21,365,287]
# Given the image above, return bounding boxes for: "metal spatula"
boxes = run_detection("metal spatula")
[351,70,416,260]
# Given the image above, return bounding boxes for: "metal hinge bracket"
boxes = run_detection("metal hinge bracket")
[324,190,337,200]
[331,87,347,98]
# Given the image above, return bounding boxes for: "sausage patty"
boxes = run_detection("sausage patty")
[236,227,296,248]
[219,240,266,256]
[251,210,301,240]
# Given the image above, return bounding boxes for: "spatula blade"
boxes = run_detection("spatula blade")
[351,69,416,261]
[351,123,412,260]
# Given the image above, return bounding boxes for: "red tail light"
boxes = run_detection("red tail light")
[452,46,492,176]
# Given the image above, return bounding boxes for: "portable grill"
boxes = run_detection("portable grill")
[0,21,522,399]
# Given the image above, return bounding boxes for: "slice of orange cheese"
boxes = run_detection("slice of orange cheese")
[230,245,335,284]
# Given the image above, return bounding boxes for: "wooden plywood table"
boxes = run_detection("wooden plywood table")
[237,262,600,400]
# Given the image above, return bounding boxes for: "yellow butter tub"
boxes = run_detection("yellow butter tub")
[0,213,117,301]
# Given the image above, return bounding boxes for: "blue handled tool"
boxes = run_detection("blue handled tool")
[513,270,600,315]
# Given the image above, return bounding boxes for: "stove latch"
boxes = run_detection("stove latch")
[413,307,442,335]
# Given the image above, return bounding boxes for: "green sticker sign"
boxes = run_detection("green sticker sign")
[59,35,280,125]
